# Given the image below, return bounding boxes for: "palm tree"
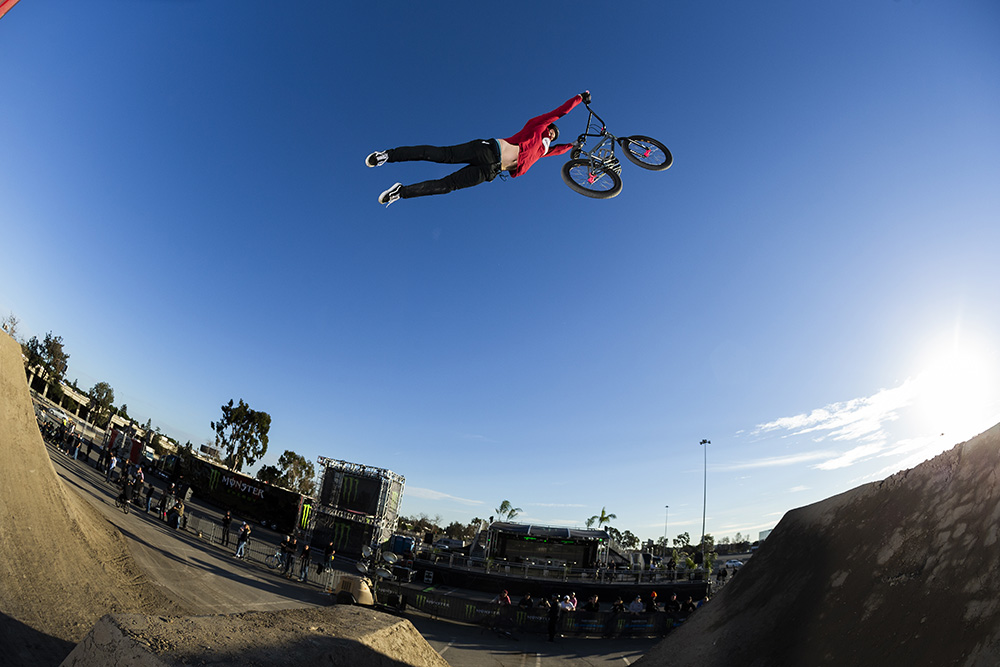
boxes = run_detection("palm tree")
[587,507,617,529]
[494,500,522,522]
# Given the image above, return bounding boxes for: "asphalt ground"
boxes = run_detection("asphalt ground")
[46,442,660,665]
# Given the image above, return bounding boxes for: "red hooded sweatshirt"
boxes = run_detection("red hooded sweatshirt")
[503,94,582,177]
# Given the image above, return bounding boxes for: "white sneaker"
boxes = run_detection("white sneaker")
[366,150,388,168]
[378,183,402,207]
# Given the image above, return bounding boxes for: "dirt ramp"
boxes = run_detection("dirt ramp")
[61,606,450,667]
[637,423,1000,667]
[0,331,185,667]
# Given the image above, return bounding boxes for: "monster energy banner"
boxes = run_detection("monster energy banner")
[336,474,381,515]
[188,457,303,533]
[405,592,671,637]
[310,513,374,558]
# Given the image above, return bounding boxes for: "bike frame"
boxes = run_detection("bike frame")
[574,103,620,169]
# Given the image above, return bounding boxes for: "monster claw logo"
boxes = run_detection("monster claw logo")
[299,502,313,530]
[515,611,527,625]
[415,594,426,608]
[332,522,352,549]
[208,469,222,491]
[340,476,360,504]
[464,604,476,620]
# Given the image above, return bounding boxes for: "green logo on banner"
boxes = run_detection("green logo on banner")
[208,469,221,491]
[333,522,352,549]
[465,604,476,620]
[299,502,312,530]
[341,476,360,504]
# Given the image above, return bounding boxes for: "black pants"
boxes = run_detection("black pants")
[388,139,501,198]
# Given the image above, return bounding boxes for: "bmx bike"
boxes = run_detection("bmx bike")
[114,491,131,514]
[265,550,285,570]
[562,97,672,199]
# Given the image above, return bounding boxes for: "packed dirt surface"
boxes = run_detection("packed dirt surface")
[0,332,187,666]
[638,422,1000,667]
[62,606,448,667]
[0,332,447,667]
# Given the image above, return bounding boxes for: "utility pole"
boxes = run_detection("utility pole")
[664,505,669,553]
[700,439,711,567]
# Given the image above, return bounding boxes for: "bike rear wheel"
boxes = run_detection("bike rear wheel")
[265,554,280,569]
[618,135,672,171]
[561,159,622,199]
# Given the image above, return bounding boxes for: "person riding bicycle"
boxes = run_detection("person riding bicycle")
[367,91,590,206]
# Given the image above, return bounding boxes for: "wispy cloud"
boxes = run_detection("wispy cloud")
[405,487,484,506]
[754,379,917,444]
[752,379,921,470]
[460,433,499,444]
[527,502,587,508]
[719,451,837,471]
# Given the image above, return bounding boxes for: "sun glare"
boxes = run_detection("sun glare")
[913,334,999,441]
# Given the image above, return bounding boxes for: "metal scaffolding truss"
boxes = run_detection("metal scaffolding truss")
[305,457,405,553]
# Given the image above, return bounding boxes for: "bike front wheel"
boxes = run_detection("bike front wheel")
[618,135,672,171]
[265,554,280,569]
[561,159,623,199]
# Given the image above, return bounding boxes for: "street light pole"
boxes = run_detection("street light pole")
[664,505,669,552]
[700,439,711,567]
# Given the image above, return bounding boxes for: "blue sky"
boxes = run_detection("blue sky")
[2,0,999,545]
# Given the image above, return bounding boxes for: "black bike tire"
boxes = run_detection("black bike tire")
[265,555,279,569]
[618,135,672,171]
[561,159,622,199]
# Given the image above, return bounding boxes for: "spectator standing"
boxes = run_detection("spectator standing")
[298,544,311,582]
[547,597,561,642]
[282,536,298,578]
[221,511,232,547]
[320,540,335,574]
[235,522,251,559]
[106,454,117,483]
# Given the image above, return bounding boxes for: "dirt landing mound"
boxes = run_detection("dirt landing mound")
[637,423,1000,667]
[0,332,187,667]
[61,606,450,667]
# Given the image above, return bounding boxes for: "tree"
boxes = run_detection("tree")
[211,398,271,472]
[87,382,115,428]
[587,507,617,529]
[118,403,130,420]
[620,530,640,550]
[256,464,282,485]
[178,441,195,479]
[276,450,315,496]
[445,521,469,540]
[494,500,522,522]
[674,532,691,549]
[1,312,19,340]
[22,332,70,388]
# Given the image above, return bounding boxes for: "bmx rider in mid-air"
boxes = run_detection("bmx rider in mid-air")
[367,91,590,206]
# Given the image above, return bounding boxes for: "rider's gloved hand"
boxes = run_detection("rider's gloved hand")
[580,91,591,104]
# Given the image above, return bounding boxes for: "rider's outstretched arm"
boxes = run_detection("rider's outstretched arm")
[521,93,585,131]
